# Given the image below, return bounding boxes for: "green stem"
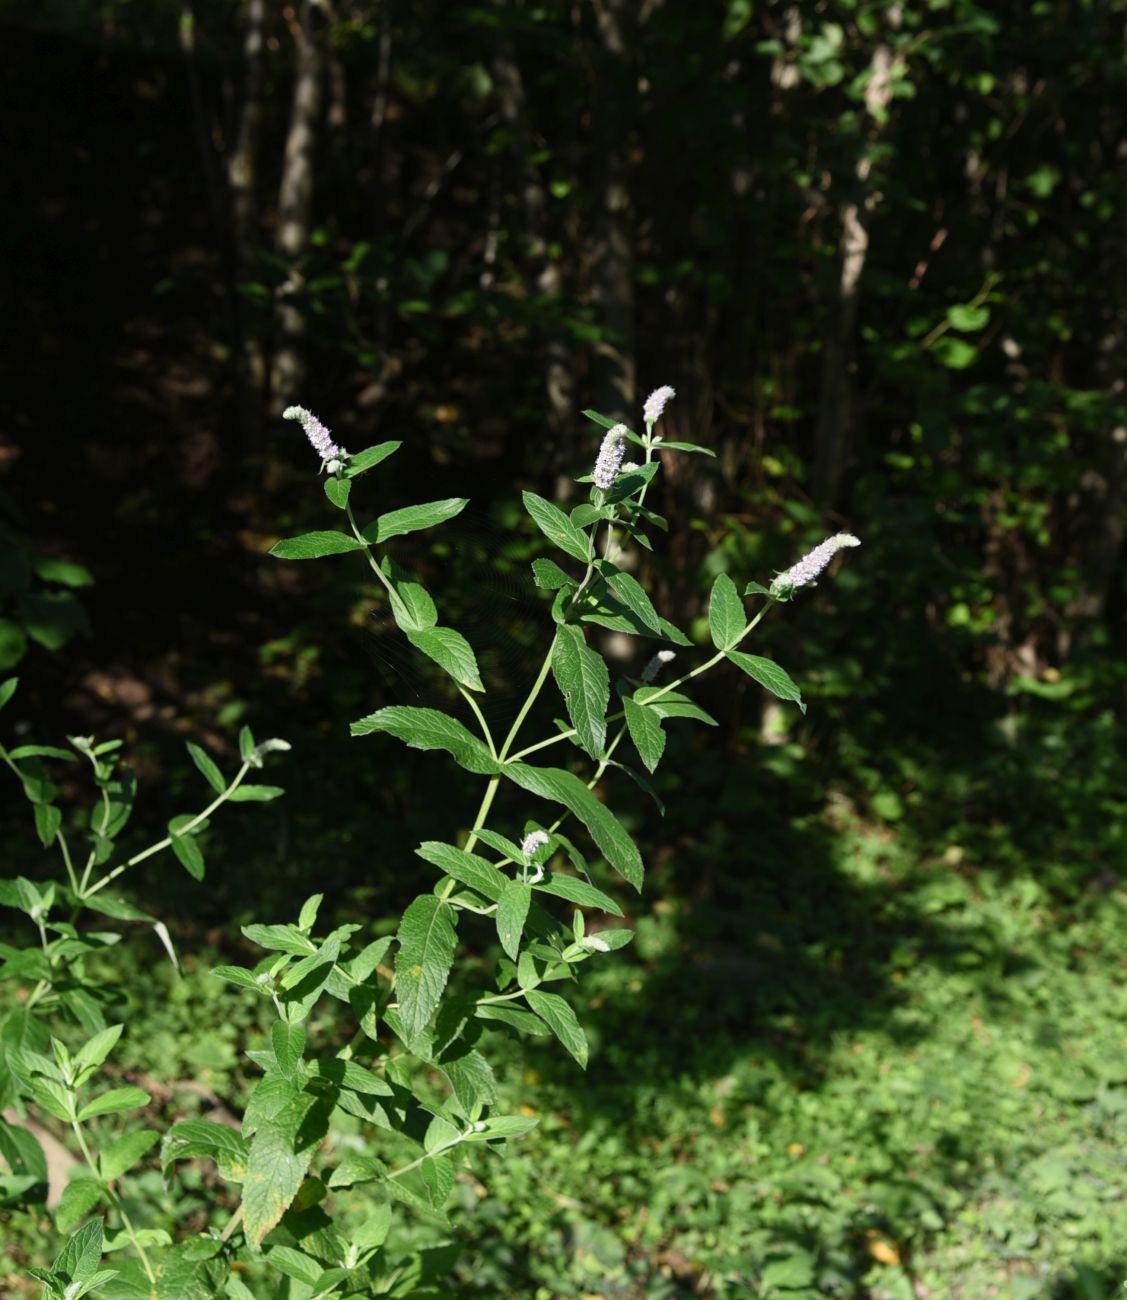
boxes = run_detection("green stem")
[83,762,252,899]
[499,643,555,762]
[56,831,80,897]
[463,776,500,855]
[458,686,497,759]
[70,1117,155,1283]
[345,500,395,595]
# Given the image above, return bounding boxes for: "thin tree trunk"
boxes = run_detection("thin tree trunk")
[227,0,266,427]
[271,0,325,414]
[812,12,900,506]
[590,0,635,422]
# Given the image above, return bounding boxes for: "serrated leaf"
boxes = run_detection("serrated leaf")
[241,1094,329,1247]
[440,1049,497,1116]
[395,895,458,1039]
[307,1058,394,1095]
[73,1024,123,1075]
[53,1218,104,1286]
[474,1003,552,1036]
[595,563,662,632]
[211,964,268,994]
[350,706,498,774]
[99,1130,158,1182]
[406,626,484,692]
[382,556,438,632]
[463,1114,538,1141]
[744,580,772,596]
[633,687,717,725]
[415,842,509,903]
[708,573,745,650]
[269,531,365,560]
[525,990,588,1068]
[364,498,468,544]
[531,558,572,590]
[34,803,62,848]
[551,625,609,759]
[162,1120,249,1182]
[503,763,643,890]
[77,1086,150,1121]
[472,828,525,862]
[168,816,204,881]
[186,743,225,794]
[534,873,622,916]
[56,1177,105,1234]
[623,696,666,773]
[495,881,532,961]
[343,441,401,477]
[271,1022,307,1079]
[726,651,806,713]
[323,476,351,509]
[241,924,317,956]
[387,1153,455,1218]
[522,492,591,563]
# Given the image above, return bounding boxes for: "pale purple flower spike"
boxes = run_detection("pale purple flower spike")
[520,830,550,860]
[593,424,627,490]
[770,533,860,599]
[283,405,348,462]
[643,385,676,427]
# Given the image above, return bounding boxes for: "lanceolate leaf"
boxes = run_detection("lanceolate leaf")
[365,498,468,544]
[344,441,401,478]
[168,817,204,881]
[551,625,609,759]
[186,743,225,795]
[623,696,666,773]
[708,573,746,650]
[406,626,484,692]
[382,557,438,632]
[270,531,365,560]
[534,872,623,916]
[503,764,643,890]
[726,651,806,713]
[242,1092,329,1247]
[531,558,572,590]
[595,564,662,633]
[395,895,459,1039]
[496,881,532,961]
[634,687,718,725]
[350,706,499,775]
[415,842,509,903]
[522,492,591,563]
[525,990,588,1068]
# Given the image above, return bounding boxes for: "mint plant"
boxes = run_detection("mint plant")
[1,388,858,1297]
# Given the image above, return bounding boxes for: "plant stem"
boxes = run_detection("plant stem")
[458,686,497,759]
[83,762,252,899]
[70,1118,155,1283]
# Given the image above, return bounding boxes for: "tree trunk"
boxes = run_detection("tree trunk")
[812,14,900,507]
[227,0,266,428]
[590,0,635,422]
[271,0,325,414]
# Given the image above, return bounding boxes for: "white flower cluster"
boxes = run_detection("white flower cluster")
[520,830,550,860]
[770,533,860,599]
[641,649,676,682]
[643,385,676,428]
[283,405,348,463]
[593,424,627,490]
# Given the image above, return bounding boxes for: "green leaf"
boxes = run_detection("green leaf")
[531,558,572,590]
[595,564,662,633]
[440,1049,497,1116]
[186,743,225,795]
[343,441,401,477]
[708,573,745,650]
[656,440,716,456]
[472,829,525,862]
[947,303,990,332]
[241,924,317,956]
[365,498,468,544]
[522,492,591,563]
[382,557,438,632]
[323,476,351,509]
[744,580,772,597]
[162,1120,249,1182]
[633,687,717,725]
[504,764,643,890]
[406,626,484,692]
[623,696,666,773]
[525,990,588,1068]
[99,1130,159,1181]
[474,1003,552,1037]
[53,1218,104,1286]
[551,625,609,759]
[350,706,498,774]
[73,1024,123,1076]
[211,965,268,994]
[535,873,622,916]
[241,1093,329,1247]
[496,881,532,961]
[582,409,642,444]
[395,894,458,1039]
[168,816,204,881]
[307,1058,393,1096]
[269,531,365,560]
[463,1114,539,1141]
[56,1177,105,1234]
[226,784,285,802]
[34,803,62,848]
[0,678,17,712]
[271,1023,307,1079]
[9,745,76,762]
[726,651,806,713]
[77,1086,150,1121]
[416,842,509,903]
[387,1153,456,1220]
